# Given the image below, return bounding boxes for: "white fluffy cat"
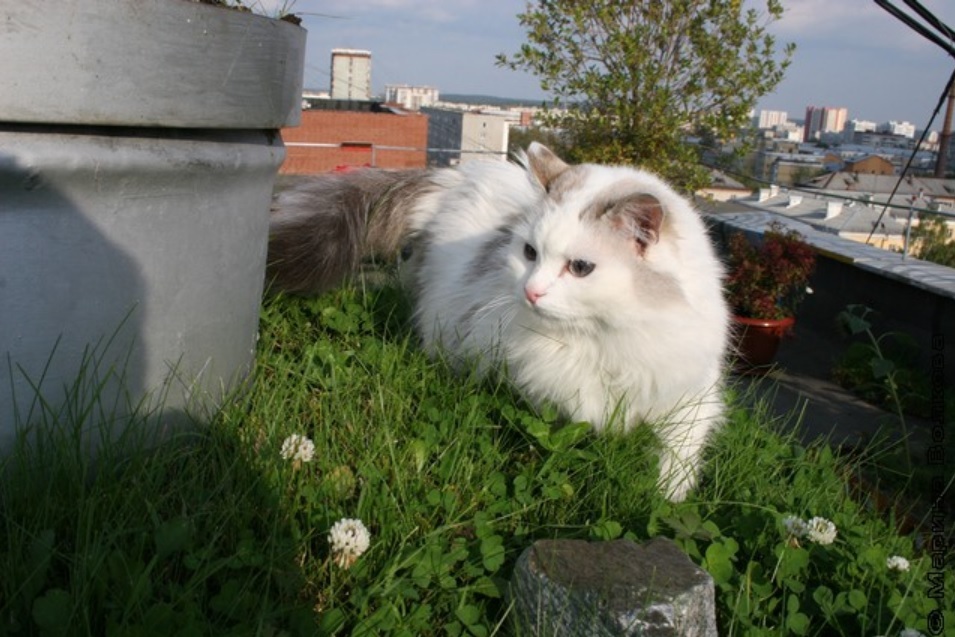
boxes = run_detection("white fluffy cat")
[268,144,729,501]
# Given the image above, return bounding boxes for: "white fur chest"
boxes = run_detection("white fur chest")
[499,315,678,430]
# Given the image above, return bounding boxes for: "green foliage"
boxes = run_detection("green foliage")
[506,127,569,160]
[690,401,949,636]
[910,212,955,267]
[0,287,943,636]
[0,407,309,635]
[238,287,667,635]
[833,305,938,420]
[833,305,955,513]
[497,0,794,191]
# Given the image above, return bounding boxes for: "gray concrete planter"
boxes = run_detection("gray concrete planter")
[0,0,306,448]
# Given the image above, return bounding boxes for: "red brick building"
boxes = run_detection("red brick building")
[279,104,428,174]
[844,155,895,176]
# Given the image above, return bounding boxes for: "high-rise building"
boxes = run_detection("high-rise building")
[843,119,877,142]
[804,106,848,141]
[878,120,917,138]
[772,122,804,142]
[385,84,439,110]
[330,49,372,101]
[846,119,877,134]
[823,107,848,135]
[757,110,788,129]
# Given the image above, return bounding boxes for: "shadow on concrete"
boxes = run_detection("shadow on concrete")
[734,320,936,454]
[0,148,146,449]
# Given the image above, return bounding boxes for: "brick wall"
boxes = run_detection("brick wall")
[845,155,894,176]
[280,109,429,174]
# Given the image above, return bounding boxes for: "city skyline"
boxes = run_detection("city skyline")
[265,0,955,129]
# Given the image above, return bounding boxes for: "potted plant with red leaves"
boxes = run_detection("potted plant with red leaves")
[724,221,816,373]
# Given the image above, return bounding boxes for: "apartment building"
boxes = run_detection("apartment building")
[330,49,372,101]
[385,84,439,111]
[422,108,510,166]
[804,106,848,141]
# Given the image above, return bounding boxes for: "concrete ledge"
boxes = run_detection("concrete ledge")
[703,205,954,383]
[704,207,955,301]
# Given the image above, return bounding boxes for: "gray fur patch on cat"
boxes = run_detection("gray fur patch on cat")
[267,169,435,295]
[464,226,514,285]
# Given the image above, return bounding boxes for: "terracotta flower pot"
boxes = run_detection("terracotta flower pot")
[731,315,795,374]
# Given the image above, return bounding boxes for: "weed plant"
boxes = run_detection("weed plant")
[832,305,955,424]
[832,305,955,513]
[1,284,950,636]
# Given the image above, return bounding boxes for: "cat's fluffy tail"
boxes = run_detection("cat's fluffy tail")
[266,169,435,295]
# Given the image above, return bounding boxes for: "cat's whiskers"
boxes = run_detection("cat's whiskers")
[470,294,514,328]
[514,321,570,348]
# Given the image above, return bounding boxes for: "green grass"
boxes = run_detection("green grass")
[1,284,951,636]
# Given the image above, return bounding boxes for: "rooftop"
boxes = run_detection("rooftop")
[703,200,955,301]
[805,172,955,199]
[740,191,909,236]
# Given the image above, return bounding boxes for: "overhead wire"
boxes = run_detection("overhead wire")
[900,0,955,46]
[873,0,955,56]
[864,67,955,243]
[697,2,955,229]
[865,0,955,243]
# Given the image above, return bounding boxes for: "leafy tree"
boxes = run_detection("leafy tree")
[911,212,955,267]
[497,0,794,192]
[791,165,826,187]
[507,126,568,158]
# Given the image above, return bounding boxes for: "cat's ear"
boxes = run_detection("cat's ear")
[609,194,665,255]
[524,143,570,192]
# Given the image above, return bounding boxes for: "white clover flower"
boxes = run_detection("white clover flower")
[783,515,809,538]
[328,518,371,569]
[899,629,925,637]
[805,516,837,545]
[280,433,315,463]
[886,555,910,572]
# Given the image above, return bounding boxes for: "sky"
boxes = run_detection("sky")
[263,0,955,130]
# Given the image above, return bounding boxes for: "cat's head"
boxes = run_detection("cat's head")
[507,143,690,327]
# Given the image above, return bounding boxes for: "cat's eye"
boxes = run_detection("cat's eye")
[568,259,595,277]
[523,243,538,261]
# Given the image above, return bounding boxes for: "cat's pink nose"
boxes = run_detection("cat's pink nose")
[525,287,544,305]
